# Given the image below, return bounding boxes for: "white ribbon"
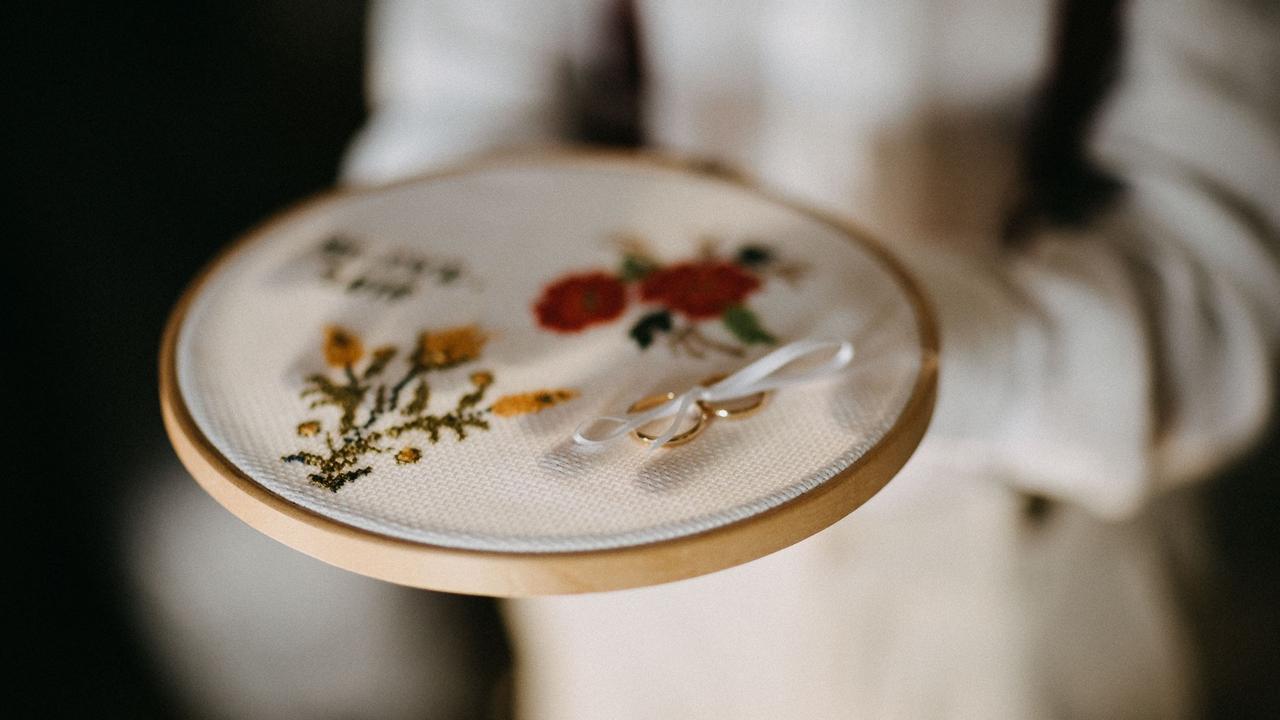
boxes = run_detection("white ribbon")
[572,339,855,451]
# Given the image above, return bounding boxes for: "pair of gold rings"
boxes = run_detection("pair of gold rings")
[626,373,769,447]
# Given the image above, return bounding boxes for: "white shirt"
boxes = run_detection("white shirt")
[342,1,1280,717]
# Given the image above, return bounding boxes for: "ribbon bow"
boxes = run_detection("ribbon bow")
[573,339,855,451]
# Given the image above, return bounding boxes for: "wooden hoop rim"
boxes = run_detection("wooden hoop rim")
[158,150,939,597]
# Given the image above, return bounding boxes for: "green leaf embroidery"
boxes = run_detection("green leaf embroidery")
[629,310,673,349]
[721,305,776,345]
[735,244,773,267]
[437,264,462,284]
[619,254,658,281]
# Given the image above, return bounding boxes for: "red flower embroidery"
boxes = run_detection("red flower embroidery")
[535,272,629,332]
[639,261,761,319]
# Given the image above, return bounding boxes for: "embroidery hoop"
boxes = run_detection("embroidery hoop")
[159,151,938,597]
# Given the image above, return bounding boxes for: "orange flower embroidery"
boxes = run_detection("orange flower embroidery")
[491,389,580,417]
[324,326,364,367]
[395,447,422,464]
[416,325,487,369]
[296,420,322,437]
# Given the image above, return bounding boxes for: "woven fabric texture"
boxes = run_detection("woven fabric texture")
[176,160,923,552]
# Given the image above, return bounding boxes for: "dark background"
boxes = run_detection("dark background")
[10,2,1278,717]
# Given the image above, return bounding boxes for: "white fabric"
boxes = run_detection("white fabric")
[177,163,923,552]
[333,0,1279,717]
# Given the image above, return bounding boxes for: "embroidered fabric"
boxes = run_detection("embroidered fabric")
[176,160,924,553]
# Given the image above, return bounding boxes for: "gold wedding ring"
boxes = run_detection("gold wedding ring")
[628,392,708,447]
[626,376,767,448]
[696,373,769,419]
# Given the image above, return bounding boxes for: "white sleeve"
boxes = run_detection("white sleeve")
[340,0,576,185]
[918,0,1280,519]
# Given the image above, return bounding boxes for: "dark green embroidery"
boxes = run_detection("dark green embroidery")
[628,310,673,349]
[316,235,467,302]
[721,304,777,345]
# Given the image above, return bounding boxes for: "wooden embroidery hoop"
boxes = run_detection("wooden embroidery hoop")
[159,151,939,597]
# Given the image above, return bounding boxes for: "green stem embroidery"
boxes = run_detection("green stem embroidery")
[385,373,492,443]
[283,325,573,492]
[282,429,385,492]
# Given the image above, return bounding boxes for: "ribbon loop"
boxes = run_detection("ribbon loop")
[572,339,854,451]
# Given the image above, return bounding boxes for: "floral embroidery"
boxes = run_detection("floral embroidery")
[639,261,761,319]
[532,236,807,357]
[394,447,422,464]
[283,325,576,492]
[296,420,322,437]
[491,389,580,418]
[323,326,365,367]
[533,272,629,332]
[416,325,487,368]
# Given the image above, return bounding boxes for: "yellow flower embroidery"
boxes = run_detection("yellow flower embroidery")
[287,324,577,491]
[491,389,580,417]
[395,447,422,464]
[417,325,487,368]
[324,325,364,367]
[296,420,321,437]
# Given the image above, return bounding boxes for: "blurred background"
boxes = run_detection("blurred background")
[9,2,1278,718]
